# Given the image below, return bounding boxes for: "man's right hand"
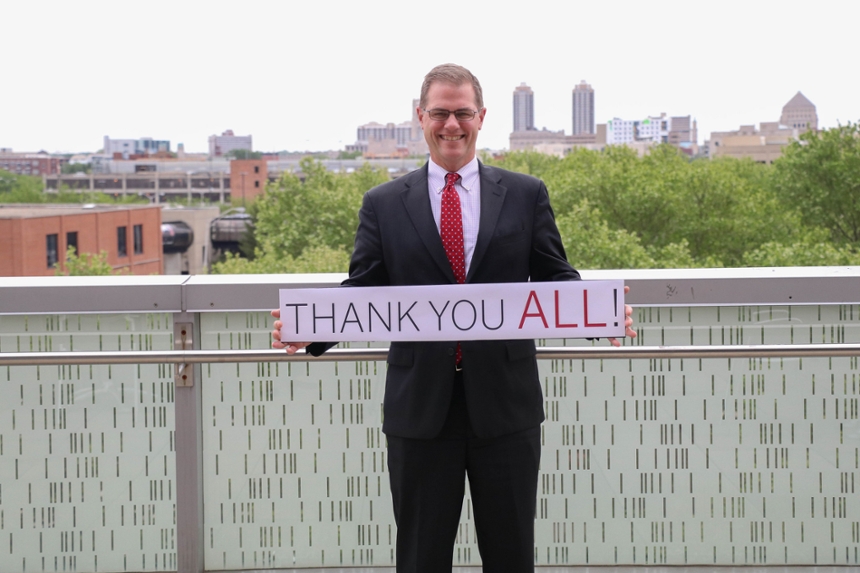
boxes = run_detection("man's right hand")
[271,308,311,355]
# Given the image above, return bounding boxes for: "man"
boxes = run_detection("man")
[272,63,636,572]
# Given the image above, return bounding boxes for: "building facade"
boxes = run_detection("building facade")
[208,130,253,158]
[605,114,696,153]
[103,136,171,159]
[229,160,267,205]
[572,80,595,135]
[708,122,799,164]
[512,83,535,132]
[509,128,605,155]
[350,101,429,159]
[0,204,163,276]
[0,151,65,176]
[356,122,413,147]
[706,92,817,163]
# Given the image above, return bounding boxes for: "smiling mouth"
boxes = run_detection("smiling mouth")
[440,135,464,141]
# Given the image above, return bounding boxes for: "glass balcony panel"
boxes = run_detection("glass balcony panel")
[2,289,858,571]
[197,304,860,568]
[0,313,176,573]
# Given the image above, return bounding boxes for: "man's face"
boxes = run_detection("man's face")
[418,81,486,172]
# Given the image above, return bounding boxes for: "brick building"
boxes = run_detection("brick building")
[228,159,267,205]
[0,151,65,175]
[0,204,163,276]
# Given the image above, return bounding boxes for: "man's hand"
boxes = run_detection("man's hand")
[607,286,637,347]
[271,308,311,355]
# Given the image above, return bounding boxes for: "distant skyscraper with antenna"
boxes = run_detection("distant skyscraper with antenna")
[572,80,595,135]
[512,83,534,132]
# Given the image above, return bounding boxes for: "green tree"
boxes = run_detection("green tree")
[484,149,561,180]
[490,146,814,268]
[742,240,860,267]
[212,159,389,274]
[61,163,91,175]
[0,171,45,202]
[225,149,263,160]
[667,156,800,266]
[212,244,351,274]
[56,246,114,276]
[556,200,655,269]
[0,171,147,205]
[772,122,860,248]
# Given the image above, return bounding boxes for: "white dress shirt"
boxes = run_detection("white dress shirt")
[427,157,481,276]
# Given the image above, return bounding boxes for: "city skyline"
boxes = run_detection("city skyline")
[2,1,858,155]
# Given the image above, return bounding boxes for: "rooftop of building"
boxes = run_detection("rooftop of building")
[0,203,158,219]
[783,91,815,109]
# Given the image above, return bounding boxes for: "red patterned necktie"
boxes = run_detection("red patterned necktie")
[440,172,465,365]
[440,173,466,284]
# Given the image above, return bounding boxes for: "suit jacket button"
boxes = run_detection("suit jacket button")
[447,348,455,356]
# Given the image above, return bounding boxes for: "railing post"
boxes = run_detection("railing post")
[174,311,204,572]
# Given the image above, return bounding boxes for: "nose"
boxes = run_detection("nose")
[443,114,460,130]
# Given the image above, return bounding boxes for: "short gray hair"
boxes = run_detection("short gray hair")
[419,63,484,110]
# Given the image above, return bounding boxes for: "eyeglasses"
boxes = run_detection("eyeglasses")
[423,108,481,122]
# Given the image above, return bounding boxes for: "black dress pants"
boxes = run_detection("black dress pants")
[386,372,541,572]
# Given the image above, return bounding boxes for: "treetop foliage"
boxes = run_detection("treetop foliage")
[56,246,114,276]
[212,158,388,274]
[211,124,860,274]
[0,171,147,204]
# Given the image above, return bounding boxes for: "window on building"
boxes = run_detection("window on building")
[254,166,260,174]
[66,232,78,256]
[254,180,260,188]
[47,234,59,268]
[133,224,143,255]
[117,226,127,257]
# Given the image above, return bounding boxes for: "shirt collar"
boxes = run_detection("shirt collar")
[428,157,479,194]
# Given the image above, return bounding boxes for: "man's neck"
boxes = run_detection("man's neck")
[429,156,478,174]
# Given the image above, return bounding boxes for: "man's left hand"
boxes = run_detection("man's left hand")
[607,285,636,347]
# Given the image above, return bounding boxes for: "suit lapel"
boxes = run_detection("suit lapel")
[467,163,506,282]
[400,165,458,283]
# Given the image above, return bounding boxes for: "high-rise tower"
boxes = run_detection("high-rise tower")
[512,83,534,132]
[572,80,595,135]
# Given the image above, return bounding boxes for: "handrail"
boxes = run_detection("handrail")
[1,343,859,366]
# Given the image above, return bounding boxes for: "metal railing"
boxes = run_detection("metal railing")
[2,343,860,366]
[2,269,860,573]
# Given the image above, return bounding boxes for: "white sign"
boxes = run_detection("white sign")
[279,280,625,342]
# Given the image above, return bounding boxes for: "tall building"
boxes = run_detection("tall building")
[780,92,818,131]
[512,83,534,132]
[572,80,595,135]
[208,130,252,158]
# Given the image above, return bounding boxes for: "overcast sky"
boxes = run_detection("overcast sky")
[3,0,858,155]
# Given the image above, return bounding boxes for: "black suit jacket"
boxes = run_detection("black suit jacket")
[309,162,580,439]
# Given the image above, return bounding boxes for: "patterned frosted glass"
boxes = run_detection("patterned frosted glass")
[0,314,176,573]
[200,305,860,569]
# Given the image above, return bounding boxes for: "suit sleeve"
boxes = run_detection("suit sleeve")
[528,180,581,283]
[307,191,389,357]
[343,190,391,288]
